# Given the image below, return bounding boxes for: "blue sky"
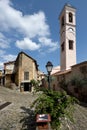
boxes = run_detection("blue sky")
[0,0,87,73]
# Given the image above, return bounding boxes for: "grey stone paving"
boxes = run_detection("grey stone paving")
[0,86,87,130]
[60,103,87,130]
[0,86,38,130]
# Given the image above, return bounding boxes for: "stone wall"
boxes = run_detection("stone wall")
[4,52,38,88]
[15,52,38,87]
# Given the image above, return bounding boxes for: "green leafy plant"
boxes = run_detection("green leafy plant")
[30,79,39,87]
[31,89,77,129]
[70,77,82,87]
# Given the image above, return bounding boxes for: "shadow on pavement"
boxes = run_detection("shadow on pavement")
[20,106,36,130]
[79,102,87,107]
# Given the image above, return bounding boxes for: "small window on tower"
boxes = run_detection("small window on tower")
[69,12,73,23]
[61,16,64,27]
[69,40,73,50]
[61,42,64,51]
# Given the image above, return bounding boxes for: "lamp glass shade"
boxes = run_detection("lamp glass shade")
[46,61,53,73]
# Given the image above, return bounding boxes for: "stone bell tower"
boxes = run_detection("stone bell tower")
[59,4,76,71]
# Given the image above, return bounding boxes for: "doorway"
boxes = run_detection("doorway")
[24,82,32,91]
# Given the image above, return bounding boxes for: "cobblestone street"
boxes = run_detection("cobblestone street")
[0,86,38,130]
[0,86,87,130]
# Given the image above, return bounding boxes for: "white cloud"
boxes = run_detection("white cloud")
[0,49,17,69]
[16,37,58,52]
[2,54,16,62]
[0,0,50,38]
[39,37,59,52]
[0,62,3,69]
[16,37,40,50]
[0,0,59,53]
[0,50,5,55]
[0,33,10,48]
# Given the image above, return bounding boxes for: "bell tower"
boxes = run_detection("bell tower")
[59,4,76,71]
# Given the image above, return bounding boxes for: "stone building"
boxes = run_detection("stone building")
[47,4,77,90]
[4,61,15,87]
[52,61,87,102]
[0,70,3,85]
[47,4,87,102]
[3,51,39,91]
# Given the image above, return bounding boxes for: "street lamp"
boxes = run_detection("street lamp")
[46,61,53,89]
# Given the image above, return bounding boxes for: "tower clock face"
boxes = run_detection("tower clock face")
[68,27,75,35]
[68,27,74,32]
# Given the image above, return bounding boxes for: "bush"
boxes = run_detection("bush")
[31,89,77,129]
[70,76,87,88]
[59,79,68,90]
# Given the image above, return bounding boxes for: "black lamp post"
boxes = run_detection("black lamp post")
[46,61,53,90]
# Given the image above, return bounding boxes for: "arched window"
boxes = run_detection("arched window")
[69,12,73,23]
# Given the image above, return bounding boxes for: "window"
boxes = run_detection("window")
[69,40,73,50]
[61,16,64,27]
[61,42,64,51]
[24,71,29,80]
[69,12,73,23]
